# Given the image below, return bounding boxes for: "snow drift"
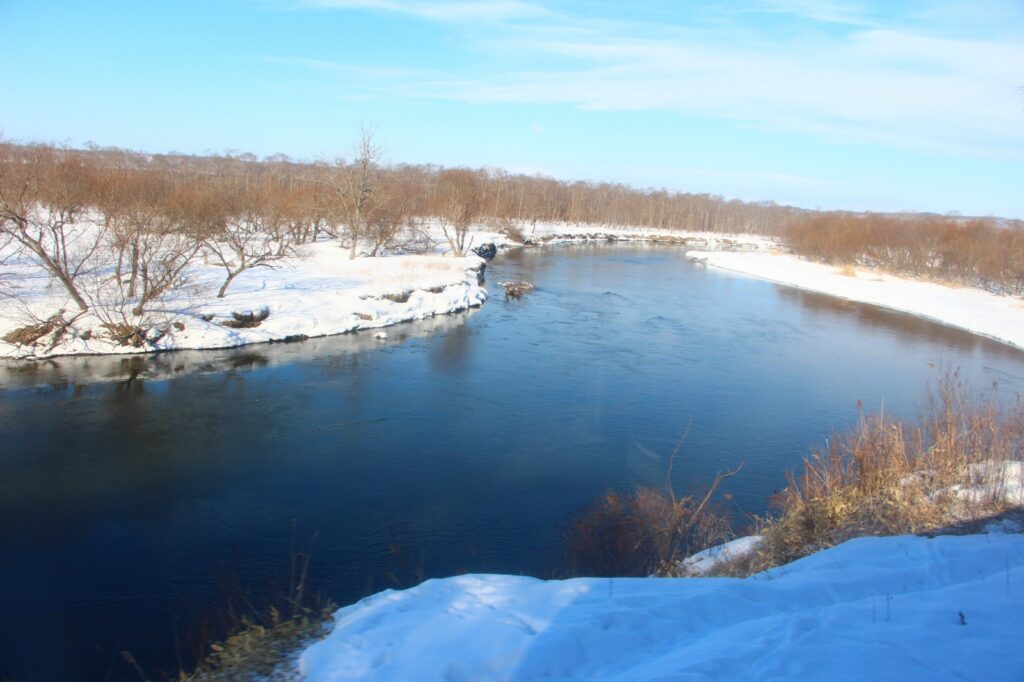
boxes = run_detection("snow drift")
[299,532,1024,681]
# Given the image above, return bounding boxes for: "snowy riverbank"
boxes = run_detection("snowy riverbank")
[11,218,1024,360]
[0,240,486,359]
[298,531,1024,681]
[515,223,775,250]
[0,223,772,360]
[687,250,1024,352]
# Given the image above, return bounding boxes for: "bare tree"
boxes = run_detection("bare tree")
[0,232,15,298]
[128,225,201,316]
[328,127,383,259]
[0,145,104,311]
[205,179,294,298]
[116,186,213,316]
[435,168,484,257]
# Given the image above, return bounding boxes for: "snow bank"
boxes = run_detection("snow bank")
[1,218,773,359]
[504,221,776,250]
[0,240,486,359]
[948,461,1024,506]
[687,250,1024,352]
[679,535,762,576]
[0,311,477,389]
[299,533,1024,681]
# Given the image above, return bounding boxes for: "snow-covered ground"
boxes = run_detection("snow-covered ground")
[493,222,776,250]
[949,461,1024,507]
[679,535,763,576]
[10,216,1024,359]
[0,239,486,359]
[299,531,1024,681]
[687,250,1024,352]
[0,310,478,389]
[0,221,773,359]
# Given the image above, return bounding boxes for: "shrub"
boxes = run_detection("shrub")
[501,281,534,299]
[102,322,149,347]
[382,290,412,303]
[221,307,270,329]
[785,212,1024,295]
[566,467,739,577]
[496,220,526,244]
[3,318,57,346]
[749,374,1024,572]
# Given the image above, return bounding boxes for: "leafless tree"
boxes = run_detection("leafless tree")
[116,186,212,316]
[205,180,294,297]
[0,232,15,298]
[327,127,383,259]
[0,145,105,311]
[435,168,484,257]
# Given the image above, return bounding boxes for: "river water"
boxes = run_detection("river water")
[3,244,1024,680]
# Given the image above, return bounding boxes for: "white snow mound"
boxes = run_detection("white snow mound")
[299,533,1024,681]
[680,535,762,576]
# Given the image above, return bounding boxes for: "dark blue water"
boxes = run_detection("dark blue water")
[3,245,1024,680]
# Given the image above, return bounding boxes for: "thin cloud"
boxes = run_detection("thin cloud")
[274,1,1024,158]
[750,0,877,26]
[295,0,550,22]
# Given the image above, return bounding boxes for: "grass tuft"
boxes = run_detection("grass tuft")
[741,373,1024,574]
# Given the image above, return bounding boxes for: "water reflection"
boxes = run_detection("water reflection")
[0,309,478,390]
[778,286,1023,360]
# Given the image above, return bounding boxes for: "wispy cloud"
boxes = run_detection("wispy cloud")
[295,0,550,22]
[750,0,877,26]
[273,0,1024,159]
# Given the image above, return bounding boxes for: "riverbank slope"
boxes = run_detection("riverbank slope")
[0,240,487,359]
[687,250,1024,352]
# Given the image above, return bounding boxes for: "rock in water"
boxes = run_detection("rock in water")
[501,281,534,300]
[472,243,497,260]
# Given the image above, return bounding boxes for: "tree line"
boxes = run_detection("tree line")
[2,136,1023,330]
[787,212,1024,295]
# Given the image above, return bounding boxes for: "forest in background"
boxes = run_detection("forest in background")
[3,139,1024,316]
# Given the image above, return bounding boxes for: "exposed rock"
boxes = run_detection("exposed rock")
[472,243,497,260]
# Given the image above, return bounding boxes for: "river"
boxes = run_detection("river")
[3,244,1023,680]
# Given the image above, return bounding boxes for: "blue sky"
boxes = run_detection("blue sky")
[2,0,1023,217]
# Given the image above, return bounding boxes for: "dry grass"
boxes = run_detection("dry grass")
[180,604,334,682]
[2,318,57,345]
[102,322,149,347]
[565,465,740,577]
[496,220,526,244]
[176,532,333,682]
[566,375,1024,580]
[2,310,84,350]
[741,374,1024,574]
[501,281,534,300]
[381,290,412,303]
[221,307,270,329]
